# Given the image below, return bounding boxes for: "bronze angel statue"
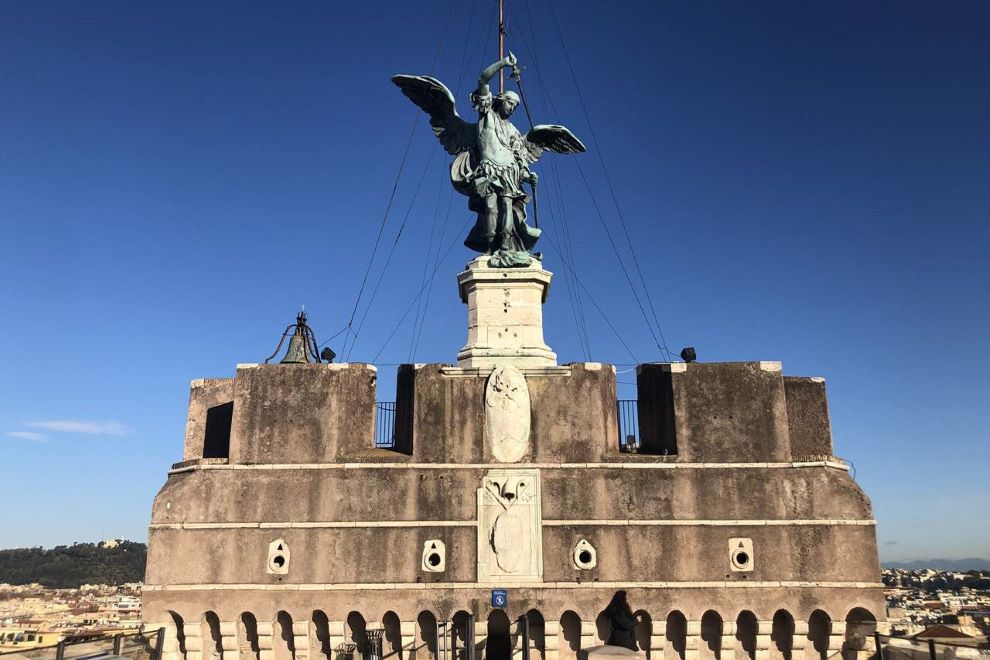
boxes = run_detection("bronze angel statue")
[393,53,585,267]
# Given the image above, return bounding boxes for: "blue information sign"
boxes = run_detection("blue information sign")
[491,589,507,608]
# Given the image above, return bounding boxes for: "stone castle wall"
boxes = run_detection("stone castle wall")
[146,360,884,660]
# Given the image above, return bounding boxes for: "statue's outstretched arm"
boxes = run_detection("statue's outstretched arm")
[476,52,517,97]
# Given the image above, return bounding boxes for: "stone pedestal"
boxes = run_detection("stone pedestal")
[456,256,556,368]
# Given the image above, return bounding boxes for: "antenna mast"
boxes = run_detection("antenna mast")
[498,0,505,92]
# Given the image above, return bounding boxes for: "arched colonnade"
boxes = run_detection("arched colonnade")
[156,606,878,660]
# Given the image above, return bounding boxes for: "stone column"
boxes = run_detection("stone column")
[826,623,846,660]
[257,622,275,660]
[456,256,556,368]
[328,621,346,655]
[293,621,312,660]
[648,628,666,660]
[791,623,808,660]
[184,623,204,660]
[400,621,417,660]
[684,621,701,660]
[579,622,598,651]
[159,623,183,660]
[719,623,736,660]
[220,623,239,660]
[544,622,560,660]
[754,622,774,660]
[474,621,488,660]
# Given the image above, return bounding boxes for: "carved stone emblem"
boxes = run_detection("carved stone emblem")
[477,469,543,583]
[485,365,531,463]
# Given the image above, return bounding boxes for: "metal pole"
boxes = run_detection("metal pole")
[873,632,884,660]
[498,0,505,93]
[467,615,475,660]
[927,639,937,660]
[155,627,166,660]
[55,640,66,660]
[113,634,123,655]
[530,180,539,229]
[521,616,530,660]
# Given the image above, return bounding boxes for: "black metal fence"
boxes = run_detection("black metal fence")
[0,628,164,660]
[874,631,990,660]
[378,398,646,453]
[375,402,396,448]
[616,399,640,452]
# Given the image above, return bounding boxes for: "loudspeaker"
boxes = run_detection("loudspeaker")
[422,539,446,572]
[729,537,754,572]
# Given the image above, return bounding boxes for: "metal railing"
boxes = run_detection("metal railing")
[616,399,640,452]
[0,628,164,660]
[435,614,475,660]
[875,631,990,660]
[375,402,396,448]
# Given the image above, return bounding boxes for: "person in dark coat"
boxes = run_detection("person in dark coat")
[605,591,638,651]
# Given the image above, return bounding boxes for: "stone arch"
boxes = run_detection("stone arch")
[526,610,546,660]
[734,611,758,660]
[311,611,331,660]
[665,611,687,660]
[560,610,582,658]
[633,611,653,660]
[415,611,438,660]
[203,612,224,660]
[383,611,403,660]
[168,611,187,660]
[486,610,512,660]
[346,612,368,658]
[701,611,723,660]
[275,611,296,660]
[843,608,877,660]
[771,610,795,660]
[451,610,472,660]
[807,611,831,660]
[238,612,260,660]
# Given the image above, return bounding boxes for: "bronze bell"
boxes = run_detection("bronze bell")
[280,327,310,364]
[264,309,324,365]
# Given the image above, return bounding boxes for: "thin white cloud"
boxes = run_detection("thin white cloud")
[24,420,129,436]
[5,431,47,442]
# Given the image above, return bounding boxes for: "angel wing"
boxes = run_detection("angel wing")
[391,74,475,156]
[521,124,586,165]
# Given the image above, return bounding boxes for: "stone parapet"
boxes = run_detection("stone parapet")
[228,363,376,464]
[636,362,792,461]
[783,376,835,460]
[395,362,617,463]
[183,378,234,461]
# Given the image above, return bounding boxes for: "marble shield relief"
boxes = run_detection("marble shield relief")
[485,365,531,463]
[477,468,543,583]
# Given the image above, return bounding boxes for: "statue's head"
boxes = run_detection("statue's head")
[494,91,520,119]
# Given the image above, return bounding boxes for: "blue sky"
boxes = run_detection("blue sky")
[0,1,987,561]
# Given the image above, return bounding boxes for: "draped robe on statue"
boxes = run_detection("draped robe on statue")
[455,89,540,263]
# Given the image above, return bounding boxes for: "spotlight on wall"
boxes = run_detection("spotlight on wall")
[680,347,697,363]
[321,347,337,363]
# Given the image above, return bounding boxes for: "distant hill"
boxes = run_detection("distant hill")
[0,541,146,588]
[883,558,990,571]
